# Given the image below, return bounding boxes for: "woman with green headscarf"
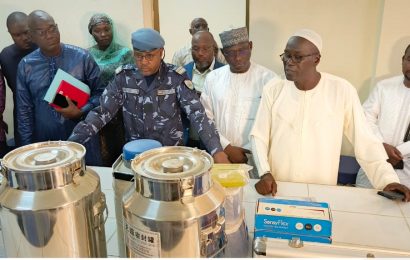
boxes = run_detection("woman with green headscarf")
[88,13,134,166]
[88,13,134,86]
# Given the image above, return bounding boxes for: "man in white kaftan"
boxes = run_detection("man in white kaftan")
[200,27,276,174]
[356,45,410,188]
[250,29,410,200]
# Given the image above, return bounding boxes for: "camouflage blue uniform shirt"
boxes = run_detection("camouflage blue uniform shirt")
[69,61,223,155]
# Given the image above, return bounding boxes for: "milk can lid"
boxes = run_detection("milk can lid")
[2,141,85,172]
[123,139,162,161]
[131,146,213,180]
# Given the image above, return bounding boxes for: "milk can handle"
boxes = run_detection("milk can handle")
[200,215,227,257]
[103,204,108,224]
[94,193,108,232]
[179,176,195,204]
[100,193,109,224]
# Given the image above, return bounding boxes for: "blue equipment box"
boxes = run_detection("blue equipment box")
[254,198,332,244]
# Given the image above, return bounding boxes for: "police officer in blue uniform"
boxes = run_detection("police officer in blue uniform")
[68,28,229,162]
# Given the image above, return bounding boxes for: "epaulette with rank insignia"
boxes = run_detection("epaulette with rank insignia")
[184,79,194,90]
[115,64,135,75]
[175,66,186,75]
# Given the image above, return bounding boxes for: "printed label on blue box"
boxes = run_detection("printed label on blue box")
[254,198,332,243]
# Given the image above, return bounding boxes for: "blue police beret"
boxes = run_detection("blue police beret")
[131,28,165,51]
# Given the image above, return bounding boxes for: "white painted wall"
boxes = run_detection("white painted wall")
[374,0,410,81]
[0,0,144,141]
[158,0,246,63]
[249,0,384,101]
[248,0,409,155]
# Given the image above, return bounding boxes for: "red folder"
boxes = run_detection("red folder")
[50,80,90,109]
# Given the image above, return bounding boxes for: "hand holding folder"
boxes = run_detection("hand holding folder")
[54,96,84,119]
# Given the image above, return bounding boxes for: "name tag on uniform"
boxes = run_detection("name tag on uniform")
[123,88,139,94]
[157,89,175,96]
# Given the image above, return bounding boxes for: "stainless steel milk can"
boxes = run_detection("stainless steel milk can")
[112,139,162,257]
[0,141,107,257]
[123,146,227,257]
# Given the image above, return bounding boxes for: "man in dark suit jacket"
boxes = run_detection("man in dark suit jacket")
[182,31,225,148]
[183,31,225,84]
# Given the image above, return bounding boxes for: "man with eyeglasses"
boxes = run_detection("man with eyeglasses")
[182,31,225,148]
[16,10,104,165]
[0,11,37,147]
[172,17,226,67]
[68,28,230,163]
[356,44,410,189]
[200,27,276,175]
[251,29,410,201]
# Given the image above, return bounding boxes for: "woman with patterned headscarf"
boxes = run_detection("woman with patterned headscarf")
[88,13,134,166]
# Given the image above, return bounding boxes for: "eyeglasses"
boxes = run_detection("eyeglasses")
[134,49,161,62]
[32,24,59,38]
[280,52,318,63]
[223,48,251,58]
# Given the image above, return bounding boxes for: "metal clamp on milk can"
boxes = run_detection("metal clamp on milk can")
[0,141,107,257]
[112,139,162,257]
[122,146,227,258]
[211,163,251,257]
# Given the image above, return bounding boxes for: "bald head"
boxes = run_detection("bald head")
[6,12,28,29]
[28,10,55,30]
[192,30,219,59]
[405,44,410,56]
[189,17,208,35]
[192,31,214,45]
[6,11,33,50]
[27,10,60,57]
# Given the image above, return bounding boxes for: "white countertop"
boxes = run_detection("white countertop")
[93,165,410,257]
[244,178,410,256]
[1,166,408,257]
[91,165,410,257]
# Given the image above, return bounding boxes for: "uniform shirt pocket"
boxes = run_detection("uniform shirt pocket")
[157,89,177,118]
[123,88,141,117]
